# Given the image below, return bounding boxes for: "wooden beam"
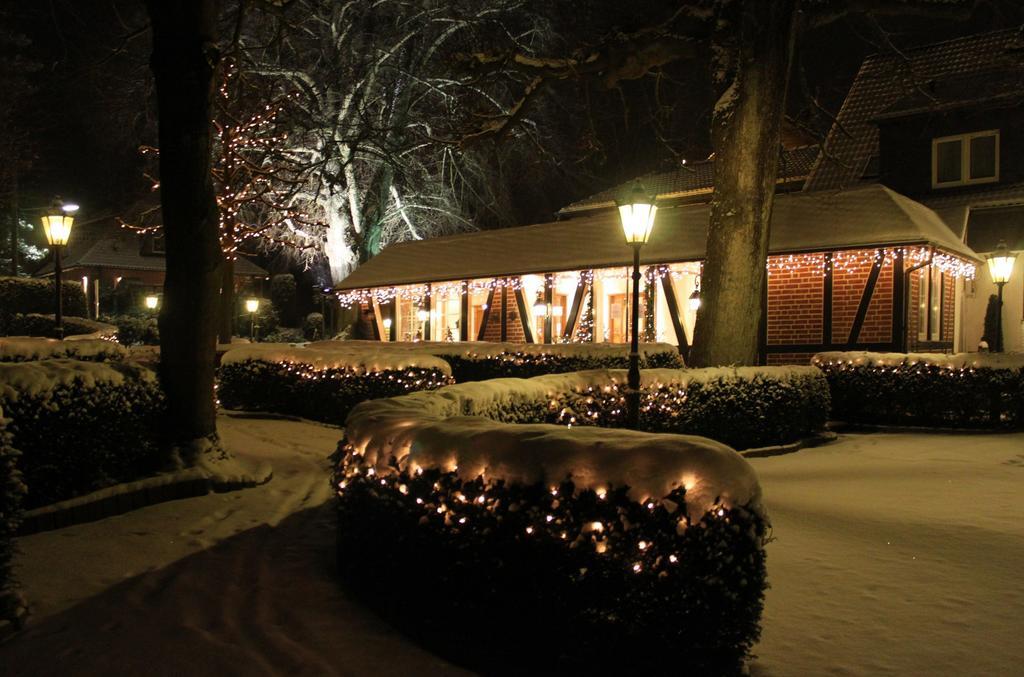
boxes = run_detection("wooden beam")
[543,273,554,344]
[513,281,534,343]
[423,283,432,341]
[659,274,689,356]
[822,252,833,345]
[500,280,508,341]
[847,250,883,346]
[563,272,588,340]
[892,248,905,351]
[460,280,469,341]
[476,287,495,341]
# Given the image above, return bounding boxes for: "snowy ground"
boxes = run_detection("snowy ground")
[4,420,1023,675]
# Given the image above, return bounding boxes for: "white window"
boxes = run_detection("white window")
[932,130,999,188]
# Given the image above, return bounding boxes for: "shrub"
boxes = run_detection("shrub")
[552,367,830,449]
[0,276,87,332]
[308,340,685,381]
[270,274,298,326]
[5,314,118,341]
[0,360,165,509]
[259,327,306,344]
[0,407,25,625]
[0,337,127,362]
[303,312,324,340]
[217,346,453,424]
[336,392,769,673]
[812,351,1024,428]
[237,299,278,339]
[102,314,160,346]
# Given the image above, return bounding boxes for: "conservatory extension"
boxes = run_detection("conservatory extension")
[334,184,980,364]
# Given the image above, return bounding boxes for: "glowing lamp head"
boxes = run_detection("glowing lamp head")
[144,295,159,310]
[533,299,547,316]
[417,309,429,322]
[383,318,393,330]
[245,298,260,313]
[41,202,77,247]
[616,182,657,246]
[688,289,701,312]
[986,241,1017,284]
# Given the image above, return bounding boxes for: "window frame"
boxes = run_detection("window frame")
[931,130,1000,189]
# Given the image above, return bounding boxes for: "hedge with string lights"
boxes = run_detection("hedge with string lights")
[813,352,1024,428]
[217,358,454,424]
[327,367,823,673]
[437,345,685,382]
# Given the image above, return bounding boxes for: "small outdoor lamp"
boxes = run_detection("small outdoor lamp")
[688,278,702,312]
[144,294,159,311]
[40,201,79,339]
[245,297,260,341]
[986,240,1018,353]
[417,308,429,341]
[382,317,393,341]
[616,182,658,429]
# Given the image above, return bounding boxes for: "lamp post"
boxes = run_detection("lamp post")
[688,277,702,313]
[417,308,428,341]
[40,201,78,339]
[245,297,260,341]
[616,183,658,429]
[383,317,393,341]
[986,240,1017,353]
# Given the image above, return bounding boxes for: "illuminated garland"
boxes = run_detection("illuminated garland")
[335,246,974,308]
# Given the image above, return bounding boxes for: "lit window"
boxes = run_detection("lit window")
[932,131,999,188]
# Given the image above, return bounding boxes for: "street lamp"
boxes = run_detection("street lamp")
[40,201,78,339]
[382,317,393,341]
[986,240,1017,353]
[245,297,260,341]
[616,182,657,429]
[417,308,428,341]
[144,294,159,311]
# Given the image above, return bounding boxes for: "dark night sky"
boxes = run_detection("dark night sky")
[9,1,1024,228]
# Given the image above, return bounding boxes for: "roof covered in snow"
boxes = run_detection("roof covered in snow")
[336,184,979,290]
[807,28,1024,191]
[560,145,819,214]
[35,229,267,277]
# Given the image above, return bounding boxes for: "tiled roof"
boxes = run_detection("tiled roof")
[559,145,820,214]
[807,28,1024,191]
[336,184,978,291]
[920,180,1024,238]
[36,231,267,277]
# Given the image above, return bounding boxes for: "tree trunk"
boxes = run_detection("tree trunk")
[689,0,798,367]
[146,0,223,465]
[218,256,234,344]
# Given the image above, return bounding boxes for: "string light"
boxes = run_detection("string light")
[335,247,974,308]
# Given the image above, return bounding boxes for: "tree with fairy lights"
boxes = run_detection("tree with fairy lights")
[574,287,594,343]
[121,60,327,342]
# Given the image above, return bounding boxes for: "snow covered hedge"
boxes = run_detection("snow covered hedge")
[0,337,127,362]
[0,360,165,509]
[335,383,769,672]
[217,345,454,424]
[813,352,1024,428]
[4,314,119,341]
[0,276,87,330]
[308,340,685,381]
[0,406,25,625]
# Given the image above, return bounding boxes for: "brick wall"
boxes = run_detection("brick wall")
[480,285,529,342]
[767,262,824,345]
[830,255,893,344]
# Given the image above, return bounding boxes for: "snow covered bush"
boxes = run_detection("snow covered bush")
[0,360,165,509]
[102,314,160,346]
[0,406,25,625]
[813,352,1024,428]
[217,345,454,424]
[552,367,829,449]
[0,276,87,331]
[335,394,769,673]
[0,337,127,362]
[5,314,118,341]
[308,339,684,381]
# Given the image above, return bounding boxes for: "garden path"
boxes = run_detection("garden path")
[4,414,468,676]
